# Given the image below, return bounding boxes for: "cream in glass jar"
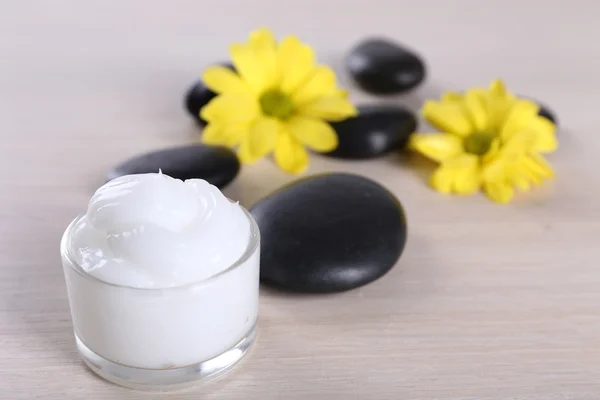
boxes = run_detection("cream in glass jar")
[60,172,260,389]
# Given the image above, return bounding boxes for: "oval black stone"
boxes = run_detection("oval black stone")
[538,103,557,126]
[325,105,417,159]
[347,38,426,95]
[107,144,240,188]
[251,173,407,293]
[184,63,234,126]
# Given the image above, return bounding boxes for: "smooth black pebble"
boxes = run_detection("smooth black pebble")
[184,63,234,125]
[251,173,407,293]
[107,144,240,188]
[538,103,557,126]
[325,105,417,159]
[347,38,426,95]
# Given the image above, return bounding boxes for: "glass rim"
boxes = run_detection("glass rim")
[60,205,260,292]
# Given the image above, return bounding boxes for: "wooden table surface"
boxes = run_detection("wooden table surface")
[1,1,599,399]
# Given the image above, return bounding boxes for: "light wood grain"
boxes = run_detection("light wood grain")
[1,0,600,398]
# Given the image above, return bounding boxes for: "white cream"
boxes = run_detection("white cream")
[69,172,250,289]
[62,173,260,369]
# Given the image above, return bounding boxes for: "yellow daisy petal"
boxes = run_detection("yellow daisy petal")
[483,136,531,183]
[483,180,515,204]
[487,97,516,134]
[442,91,463,102]
[506,153,553,188]
[408,133,464,163]
[249,27,276,45]
[523,152,554,179]
[506,165,532,191]
[291,66,337,105]
[248,27,277,85]
[453,160,481,195]
[202,121,248,147]
[482,138,502,163]
[336,88,350,98]
[238,117,278,164]
[230,43,272,95]
[486,80,517,132]
[285,116,338,152]
[514,160,543,185]
[499,99,540,140]
[522,116,558,153]
[277,36,316,94]
[489,79,509,97]
[506,153,553,191]
[499,130,537,159]
[429,166,452,194]
[202,66,250,95]
[274,130,309,174]
[430,154,481,195]
[422,101,473,137]
[201,123,227,146]
[296,95,358,122]
[463,89,488,132]
[200,93,259,124]
[222,121,252,147]
[481,157,506,183]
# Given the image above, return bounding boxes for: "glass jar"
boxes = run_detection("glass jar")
[60,207,260,390]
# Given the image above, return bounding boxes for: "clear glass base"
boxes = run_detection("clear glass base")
[76,322,257,391]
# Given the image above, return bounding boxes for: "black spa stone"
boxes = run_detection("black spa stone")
[251,173,407,293]
[107,144,240,188]
[325,105,417,159]
[347,38,426,95]
[538,103,557,126]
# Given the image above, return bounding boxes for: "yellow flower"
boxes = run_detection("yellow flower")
[199,28,358,174]
[409,79,558,204]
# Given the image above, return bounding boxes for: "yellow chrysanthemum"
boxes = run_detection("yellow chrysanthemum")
[409,79,558,204]
[199,28,358,174]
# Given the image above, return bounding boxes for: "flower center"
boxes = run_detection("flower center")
[464,132,494,156]
[259,90,294,120]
